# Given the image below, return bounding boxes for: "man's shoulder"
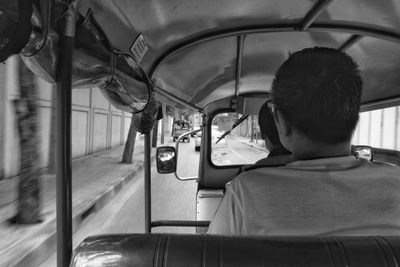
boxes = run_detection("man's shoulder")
[232,158,400,188]
[242,155,293,173]
[367,160,400,174]
[231,166,290,188]
[254,154,293,166]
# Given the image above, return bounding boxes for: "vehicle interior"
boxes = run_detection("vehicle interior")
[2,0,400,266]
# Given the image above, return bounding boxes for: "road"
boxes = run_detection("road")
[212,136,268,165]
[40,137,262,266]
[40,139,199,266]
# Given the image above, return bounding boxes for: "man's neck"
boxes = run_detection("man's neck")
[291,136,351,161]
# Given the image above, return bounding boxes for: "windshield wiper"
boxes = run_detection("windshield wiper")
[216,114,249,144]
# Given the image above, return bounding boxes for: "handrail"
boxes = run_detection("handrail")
[373,148,400,166]
[154,85,202,112]
[299,0,334,30]
[151,220,210,228]
[360,95,400,112]
[338,35,362,51]
[56,1,80,266]
[234,35,245,98]
[175,128,202,181]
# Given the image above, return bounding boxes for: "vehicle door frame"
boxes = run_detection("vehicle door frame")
[51,2,400,266]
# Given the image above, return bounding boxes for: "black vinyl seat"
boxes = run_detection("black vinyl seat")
[70,234,400,267]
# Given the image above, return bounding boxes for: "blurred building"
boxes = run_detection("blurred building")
[352,107,400,150]
[0,57,135,179]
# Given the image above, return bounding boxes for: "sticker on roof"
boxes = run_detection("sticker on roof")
[130,33,149,63]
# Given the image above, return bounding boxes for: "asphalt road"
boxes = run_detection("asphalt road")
[40,140,200,267]
[40,137,264,266]
[212,136,268,165]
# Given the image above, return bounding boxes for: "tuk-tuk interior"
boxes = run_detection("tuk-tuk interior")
[2,0,400,266]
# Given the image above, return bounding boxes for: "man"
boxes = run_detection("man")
[208,47,400,236]
[240,101,292,173]
[251,101,292,168]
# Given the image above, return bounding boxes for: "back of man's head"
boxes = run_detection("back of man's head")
[272,47,363,144]
[258,101,280,146]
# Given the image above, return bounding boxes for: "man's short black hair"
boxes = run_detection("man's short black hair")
[272,47,363,144]
[258,101,280,145]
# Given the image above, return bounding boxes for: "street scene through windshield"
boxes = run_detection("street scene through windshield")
[211,113,269,166]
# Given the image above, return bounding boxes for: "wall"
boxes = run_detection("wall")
[2,57,20,177]
[0,57,133,179]
[352,106,400,150]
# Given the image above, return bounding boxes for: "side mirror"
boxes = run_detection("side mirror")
[156,146,177,174]
[351,145,373,161]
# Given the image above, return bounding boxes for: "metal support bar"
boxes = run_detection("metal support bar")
[161,104,166,144]
[154,85,202,112]
[0,57,6,178]
[144,131,152,233]
[56,3,77,267]
[338,34,362,51]
[234,35,245,97]
[395,106,399,150]
[151,220,211,228]
[152,123,158,148]
[360,95,400,112]
[175,129,202,181]
[299,0,334,30]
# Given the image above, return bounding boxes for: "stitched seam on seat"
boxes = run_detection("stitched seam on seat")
[333,237,350,267]
[219,238,223,267]
[320,236,336,267]
[163,236,170,267]
[154,235,162,267]
[370,236,397,267]
[202,238,206,267]
[377,237,400,267]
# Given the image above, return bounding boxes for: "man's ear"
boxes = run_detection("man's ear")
[274,110,291,137]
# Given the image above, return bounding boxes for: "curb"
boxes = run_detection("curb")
[9,152,156,267]
[240,141,267,152]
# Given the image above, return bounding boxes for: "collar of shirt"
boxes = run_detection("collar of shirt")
[284,156,363,171]
[268,146,291,157]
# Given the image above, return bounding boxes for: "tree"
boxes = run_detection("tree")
[152,122,158,148]
[9,59,42,224]
[250,115,255,142]
[165,105,175,117]
[121,115,138,163]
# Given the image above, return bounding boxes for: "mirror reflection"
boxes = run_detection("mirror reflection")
[156,146,177,174]
[351,145,373,161]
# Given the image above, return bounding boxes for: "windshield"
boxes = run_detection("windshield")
[211,112,269,166]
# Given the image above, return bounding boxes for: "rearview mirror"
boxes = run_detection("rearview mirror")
[156,146,177,174]
[351,145,373,161]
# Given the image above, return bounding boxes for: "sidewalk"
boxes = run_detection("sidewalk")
[235,136,267,152]
[0,140,155,267]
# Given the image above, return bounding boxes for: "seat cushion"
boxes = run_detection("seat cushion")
[70,234,400,267]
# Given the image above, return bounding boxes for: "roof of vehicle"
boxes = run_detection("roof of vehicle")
[79,0,400,112]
